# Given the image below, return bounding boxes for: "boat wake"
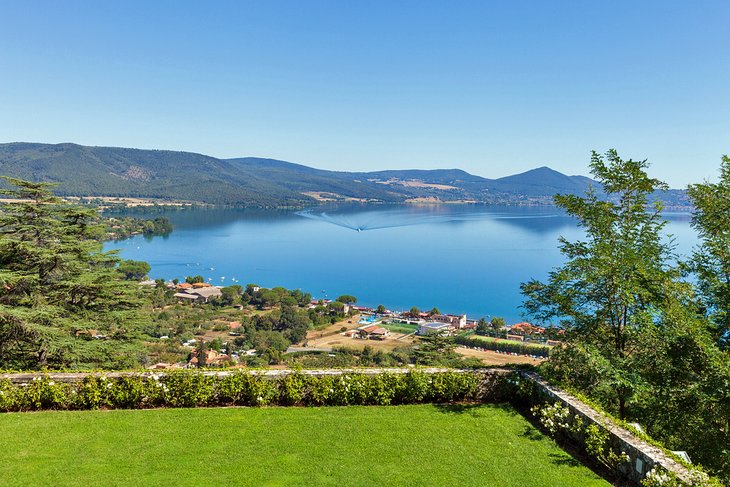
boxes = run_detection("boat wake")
[295,209,560,232]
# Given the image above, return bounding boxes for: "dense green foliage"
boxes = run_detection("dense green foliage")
[0,371,481,411]
[0,178,146,369]
[687,155,730,348]
[0,404,608,487]
[522,150,679,417]
[102,215,172,241]
[117,260,151,280]
[521,151,730,481]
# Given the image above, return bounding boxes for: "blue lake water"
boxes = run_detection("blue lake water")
[105,205,696,324]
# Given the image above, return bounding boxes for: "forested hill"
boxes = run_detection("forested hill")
[0,142,688,207]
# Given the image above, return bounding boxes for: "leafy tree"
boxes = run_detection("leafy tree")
[195,341,208,368]
[521,151,730,480]
[409,306,420,317]
[413,334,457,365]
[376,304,387,314]
[336,294,357,305]
[185,275,205,284]
[328,301,345,316]
[277,305,310,343]
[476,318,489,334]
[0,177,145,369]
[687,155,730,348]
[259,290,280,308]
[208,337,223,352]
[630,302,730,478]
[118,259,151,280]
[521,150,678,418]
[489,317,506,331]
[220,285,242,306]
[252,330,290,352]
[429,307,440,316]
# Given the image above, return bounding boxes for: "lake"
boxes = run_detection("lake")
[105,204,696,324]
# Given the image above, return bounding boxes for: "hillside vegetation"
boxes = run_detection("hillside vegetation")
[0,142,687,207]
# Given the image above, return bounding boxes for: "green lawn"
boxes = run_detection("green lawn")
[382,323,418,334]
[0,404,608,486]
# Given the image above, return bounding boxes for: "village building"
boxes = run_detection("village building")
[351,306,374,313]
[174,286,223,303]
[431,314,467,329]
[417,322,452,336]
[356,324,389,340]
[174,292,198,303]
[188,349,231,367]
[189,287,222,302]
[509,322,545,335]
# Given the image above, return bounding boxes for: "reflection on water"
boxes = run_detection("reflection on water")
[107,204,696,323]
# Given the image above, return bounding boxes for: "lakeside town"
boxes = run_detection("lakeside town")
[3,1,729,483]
[137,278,556,370]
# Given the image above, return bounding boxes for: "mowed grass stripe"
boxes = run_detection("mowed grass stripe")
[0,404,607,486]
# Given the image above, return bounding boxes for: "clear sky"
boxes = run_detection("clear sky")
[1,1,727,187]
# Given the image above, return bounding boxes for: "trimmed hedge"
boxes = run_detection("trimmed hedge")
[455,335,551,358]
[0,371,483,412]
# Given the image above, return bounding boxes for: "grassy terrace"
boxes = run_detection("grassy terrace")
[381,322,418,334]
[0,404,607,486]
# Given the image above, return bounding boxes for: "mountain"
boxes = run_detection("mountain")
[485,166,596,196]
[226,157,404,202]
[0,142,687,207]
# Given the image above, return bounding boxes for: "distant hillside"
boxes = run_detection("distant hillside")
[0,143,309,206]
[486,166,595,196]
[226,157,403,202]
[0,142,688,207]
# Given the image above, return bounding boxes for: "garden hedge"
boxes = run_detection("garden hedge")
[0,371,489,412]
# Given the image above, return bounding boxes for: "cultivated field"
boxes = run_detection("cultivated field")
[303,316,544,365]
[0,404,608,486]
[454,346,543,366]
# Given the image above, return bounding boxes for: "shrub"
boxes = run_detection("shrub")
[162,371,215,408]
[216,372,277,406]
[0,370,495,412]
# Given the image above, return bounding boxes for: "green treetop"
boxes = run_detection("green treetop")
[687,155,730,348]
[336,294,357,305]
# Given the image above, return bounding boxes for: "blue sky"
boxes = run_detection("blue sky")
[0,1,727,187]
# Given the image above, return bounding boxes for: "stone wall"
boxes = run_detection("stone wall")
[523,371,693,484]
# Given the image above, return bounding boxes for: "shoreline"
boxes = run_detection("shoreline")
[1,196,694,212]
